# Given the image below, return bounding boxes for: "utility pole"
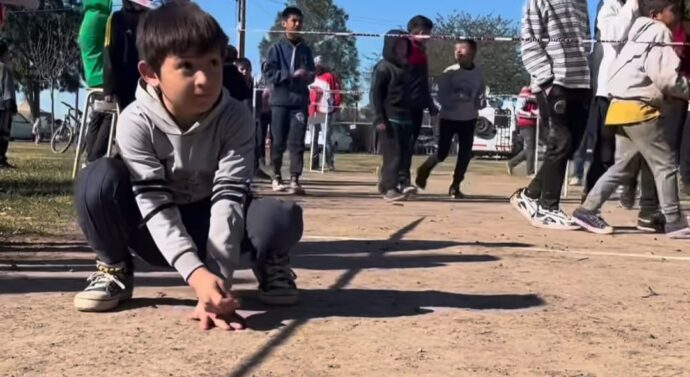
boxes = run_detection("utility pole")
[237,0,247,58]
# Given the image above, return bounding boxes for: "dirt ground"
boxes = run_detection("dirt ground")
[2,159,690,377]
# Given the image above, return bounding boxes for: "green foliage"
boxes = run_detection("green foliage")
[428,11,529,95]
[258,0,361,103]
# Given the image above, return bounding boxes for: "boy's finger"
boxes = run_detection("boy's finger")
[212,317,232,331]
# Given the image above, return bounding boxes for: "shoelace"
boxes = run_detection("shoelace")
[263,256,297,289]
[86,271,126,290]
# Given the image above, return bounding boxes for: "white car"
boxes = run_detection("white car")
[472,96,521,157]
[9,114,52,141]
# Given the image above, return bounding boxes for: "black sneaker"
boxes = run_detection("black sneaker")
[637,212,666,233]
[0,160,15,169]
[288,178,306,195]
[572,208,613,234]
[74,263,134,312]
[383,189,407,202]
[449,185,464,199]
[255,255,298,305]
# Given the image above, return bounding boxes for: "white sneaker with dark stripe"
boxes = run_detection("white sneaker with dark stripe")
[510,188,538,221]
[74,264,133,312]
[531,206,581,230]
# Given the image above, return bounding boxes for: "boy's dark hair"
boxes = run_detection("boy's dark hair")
[136,1,229,73]
[407,15,434,33]
[234,57,252,70]
[282,6,303,20]
[640,0,678,17]
[226,45,238,63]
[458,39,478,52]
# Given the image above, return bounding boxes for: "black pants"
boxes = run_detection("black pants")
[526,86,590,209]
[435,118,476,185]
[257,112,271,165]
[85,112,113,162]
[661,99,690,184]
[74,158,303,271]
[379,121,414,192]
[398,108,425,185]
[270,106,308,179]
[0,110,11,163]
[585,97,618,193]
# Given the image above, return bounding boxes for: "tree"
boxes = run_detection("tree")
[1,0,82,121]
[428,12,529,95]
[258,0,360,104]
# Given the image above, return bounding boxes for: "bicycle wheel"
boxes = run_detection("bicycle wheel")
[50,125,74,154]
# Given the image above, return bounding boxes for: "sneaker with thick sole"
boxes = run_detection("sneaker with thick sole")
[74,264,134,312]
[255,255,298,305]
[510,188,538,221]
[532,206,581,230]
[402,185,418,197]
[272,178,287,192]
[666,221,690,239]
[383,189,407,202]
[572,208,613,234]
[637,212,666,233]
[288,179,306,195]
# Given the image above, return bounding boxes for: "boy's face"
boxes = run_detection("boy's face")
[140,49,223,122]
[653,4,679,27]
[394,39,409,64]
[455,42,476,65]
[236,64,251,78]
[282,15,303,41]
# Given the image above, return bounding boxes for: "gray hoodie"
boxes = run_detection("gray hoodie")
[608,17,690,107]
[116,81,255,282]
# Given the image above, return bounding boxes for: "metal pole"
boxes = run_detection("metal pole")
[322,109,329,174]
[534,114,540,175]
[237,0,247,58]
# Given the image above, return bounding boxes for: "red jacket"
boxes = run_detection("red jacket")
[674,25,690,77]
[309,71,342,117]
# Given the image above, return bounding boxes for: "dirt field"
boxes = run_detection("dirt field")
[2,156,690,377]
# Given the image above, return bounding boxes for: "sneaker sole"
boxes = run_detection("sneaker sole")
[636,224,664,233]
[531,219,582,231]
[74,291,132,312]
[384,195,407,203]
[259,292,299,306]
[666,230,690,239]
[509,193,535,222]
[572,217,612,234]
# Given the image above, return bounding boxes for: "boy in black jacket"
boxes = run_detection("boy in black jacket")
[372,30,413,202]
[263,6,315,195]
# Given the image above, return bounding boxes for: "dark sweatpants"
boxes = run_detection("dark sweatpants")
[85,112,113,162]
[74,158,303,272]
[270,106,308,179]
[661,99,690,185]
[378,120,414,192]
[436,118,476,185]
[398,108,426,186]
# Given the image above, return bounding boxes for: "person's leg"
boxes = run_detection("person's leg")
[451,119,477,188]
[270,106,289,182]
[324,114,335,168]
[637,158,660,218]
[415,118,453,189]
[623,120,689,235]
[585,97,613,193]
[378,123,403,196]
[244,197,303,305]
[258,112,270,165]
[0,110,11,165]
[287,107,308,186]
[310,122,321,170]
[508,127,528,173]
[400,109,424,187]
[86,112,113,162]
[680,111,690,187]
[523,127,536,175]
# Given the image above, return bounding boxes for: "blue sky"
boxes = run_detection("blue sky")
[31,0,602,118]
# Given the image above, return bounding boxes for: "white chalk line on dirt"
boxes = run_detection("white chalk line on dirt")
[303,235,690,262]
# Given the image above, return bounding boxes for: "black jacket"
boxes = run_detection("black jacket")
[408,43,435,111]
[103,9,144,109]
[263,37,315,108]
[371,29,413,126]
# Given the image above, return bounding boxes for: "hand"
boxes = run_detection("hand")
[189,301,246,331]
[187,268,239,315]
[376,123,388,132]
[293,68,309,80]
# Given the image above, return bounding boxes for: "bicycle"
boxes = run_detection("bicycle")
[51,102,83,154]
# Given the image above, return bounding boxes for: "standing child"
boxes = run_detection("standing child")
[511,0,591,230]
[372,30,413,202]
[507,87,538,176]
[72,2,303,329]
[309,55,342,171]
[233,57,254,110]
[0,41,17,169]
[572,0,690,238]
[263,6,315,195]
[415,40,486,199]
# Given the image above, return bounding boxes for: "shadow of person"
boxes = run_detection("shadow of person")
[292,253,499,270]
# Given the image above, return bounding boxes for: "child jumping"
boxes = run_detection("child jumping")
[73,2,303,330]
[572,0,690,238]
[372,30,413,202]
[415,39,486,199]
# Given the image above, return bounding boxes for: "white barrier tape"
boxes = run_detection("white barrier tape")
[246,29,690,47]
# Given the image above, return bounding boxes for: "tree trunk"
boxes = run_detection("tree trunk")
[25,81,41,121]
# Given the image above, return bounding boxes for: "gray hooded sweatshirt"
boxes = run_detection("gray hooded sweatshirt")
[116,81,255,282]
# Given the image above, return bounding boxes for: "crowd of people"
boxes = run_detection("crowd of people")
[0,0,685,331]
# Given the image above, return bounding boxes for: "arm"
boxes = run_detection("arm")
[371,66,390,126]
[303,46,316,83]
[102,13,121,98]
[435,71,452,108]
[646,30,690,100]
[206,104,255,283]
[520,0,554,88]
[115,108,204,282]
[263,44,291,85]
[597,0,638,42]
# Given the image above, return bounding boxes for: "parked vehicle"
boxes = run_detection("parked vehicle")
[9,113,52,141]
[472,95,521,158]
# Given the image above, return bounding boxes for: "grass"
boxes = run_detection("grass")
[0,142,76,239]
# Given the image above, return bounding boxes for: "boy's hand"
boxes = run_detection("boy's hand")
[189,302,246,331]
[293,68,309,80]
[187,268,239,314]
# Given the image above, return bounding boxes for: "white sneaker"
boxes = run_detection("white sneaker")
[510,188,538,221]
[402,185,418,196]
[569,177,582,186]
[74,265,133,312]
[531,206,581,230]
[272,178,287,192]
